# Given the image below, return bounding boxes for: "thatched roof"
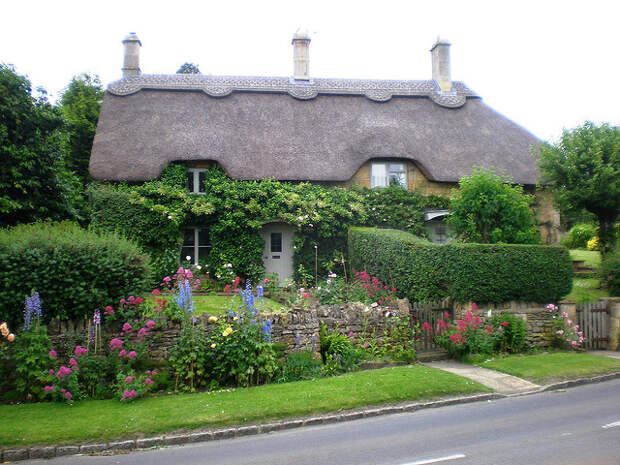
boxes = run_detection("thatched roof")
[89,74,541,185]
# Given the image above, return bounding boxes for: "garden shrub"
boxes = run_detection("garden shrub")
[561,223,597,249]
[490,313,527,353]
[601,248,620,296]
[0,221,150,326]
[546,304,584,349]
[318,321,363,372]
[276,350,323,383]
[348,227,573,304]
[430,311,501,359]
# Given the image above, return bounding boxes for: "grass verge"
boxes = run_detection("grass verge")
[191,294,284,316]
[564,278,609,303]
[568,249,601,268]
[473,352,620,383]
[0,366,487,448]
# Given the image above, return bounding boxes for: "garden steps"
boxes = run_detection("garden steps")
[416,350,451,363]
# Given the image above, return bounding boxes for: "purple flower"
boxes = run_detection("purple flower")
[93,308,101,325]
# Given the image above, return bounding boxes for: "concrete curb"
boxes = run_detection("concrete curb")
[2,373,619,462]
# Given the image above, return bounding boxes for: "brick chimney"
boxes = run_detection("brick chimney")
[122,32,142,77]
[430,37,451,92]
[292,29,311,81]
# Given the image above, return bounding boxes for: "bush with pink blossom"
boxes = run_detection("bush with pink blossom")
[547,304,584,350]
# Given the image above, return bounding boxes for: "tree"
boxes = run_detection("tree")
[0,64,78,225]
[58,73,103,184]
[537,122,620,255]
[176,63,201,74]
[446,168,539,244]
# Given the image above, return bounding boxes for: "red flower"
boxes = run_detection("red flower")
[422,322,432,332]
[501,321,509,327]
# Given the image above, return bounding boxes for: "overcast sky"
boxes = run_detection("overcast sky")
[3,0,618,142]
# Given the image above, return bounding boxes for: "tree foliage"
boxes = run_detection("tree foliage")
[537,122,620,255]
[446,168,539,244]
[176,63,201,74]
[0,64,78,225]
[59,73,103,184]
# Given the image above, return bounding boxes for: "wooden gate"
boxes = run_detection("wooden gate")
[577,301,610,350]
[410,300,451,352]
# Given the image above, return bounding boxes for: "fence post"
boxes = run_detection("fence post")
[607,298,620,351]
[558,300,577,325]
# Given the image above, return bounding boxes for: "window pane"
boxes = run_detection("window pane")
[198,171,207,193]
[187,171,194,192]
[182,229,195,246]
[388,164,406,187]
[198,246,210,262]
[198,228,210,247]
[371,163,387,188]
[270,233,282,253]
[389,163,405,172]
[181,247,194,263]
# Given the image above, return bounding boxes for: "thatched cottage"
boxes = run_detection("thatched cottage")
[89,32,559,280]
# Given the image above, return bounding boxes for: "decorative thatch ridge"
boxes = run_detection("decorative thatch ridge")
[107,74,476,107]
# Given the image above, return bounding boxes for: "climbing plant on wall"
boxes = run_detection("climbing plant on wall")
[88,164,449,284]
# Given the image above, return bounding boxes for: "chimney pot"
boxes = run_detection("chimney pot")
[430,38,452,92]
[292,29,311,81]
[122,32,142,78]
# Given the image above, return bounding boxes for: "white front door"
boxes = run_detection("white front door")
[259,223,294,283]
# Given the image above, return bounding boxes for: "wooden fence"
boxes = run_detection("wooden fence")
[577,301,610,350]
[409,300,451,351]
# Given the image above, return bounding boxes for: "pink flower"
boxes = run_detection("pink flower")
[49,369,55,375]
[49,350,57,360]
[104,306,114,315]
[109,338,123,350]
[74,345,88,357]
[118,349,127,358]
[69,357,78,366]
[61,388,66,393]
[44,385,55,392]
[163,276,171,283]
[56,366,72,379]
[146,320,156,329]
[122,322,132,333]
[571,341,578,346]
[137,328,148,339]
[443,312,450,319]
[120,298,126,304]
[134,297,143,305]
[177,267,184,275]
[422,322,432,332]
[437,320,447,330]
[143,378,154,385]
[125,376,134,384]
[265,279,269,283]
[471,303,478,311]
[128,295,135,302]
[127,351,137,360]
[151,289,161,296]
[501,321,509,327]
[65,391,72,400]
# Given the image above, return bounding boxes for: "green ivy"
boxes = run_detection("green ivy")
[88,165,449,284]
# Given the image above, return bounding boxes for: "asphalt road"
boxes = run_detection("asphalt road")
[21,379,620,465]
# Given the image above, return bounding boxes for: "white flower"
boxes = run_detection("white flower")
[167,215,172,219]
[185,255,191,261]
[298,216,304,221]
[328,272,337,278]
[196,265,202,270]
[326,279,331,285]
[371,302,378,308]
[317,286,321,291]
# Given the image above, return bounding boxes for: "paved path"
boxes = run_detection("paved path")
[589,350,620,359]
[424,360,541,394]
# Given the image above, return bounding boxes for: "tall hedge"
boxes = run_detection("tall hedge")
[0,221,150,326]
[348,227,573,304]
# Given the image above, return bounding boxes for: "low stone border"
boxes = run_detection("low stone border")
[3,373,619,463]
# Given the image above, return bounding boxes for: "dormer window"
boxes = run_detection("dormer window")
[187,168,208,194]
[371,162,407,188]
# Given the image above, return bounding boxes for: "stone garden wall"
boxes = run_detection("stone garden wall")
[452,301,554,346]
[47,300,412,361]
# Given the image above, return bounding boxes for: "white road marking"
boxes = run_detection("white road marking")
[400,454,466,465]
[602,421,620,429]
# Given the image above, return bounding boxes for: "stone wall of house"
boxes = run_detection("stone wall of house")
[533,189,561,245]
[452,301,554,346]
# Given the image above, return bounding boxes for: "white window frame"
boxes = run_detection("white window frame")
[370,162,407,188]
[187,168,208,194]
[181,227,211,265]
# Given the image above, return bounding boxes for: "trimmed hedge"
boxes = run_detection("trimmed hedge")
[0,221,150,327]
[348,227,573,304]
[602,248,620,296]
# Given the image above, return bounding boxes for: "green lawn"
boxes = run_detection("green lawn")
[569,249,601,268]
[192,294,284,316]
[0,366,488,448]
[564,278,609,303]
[474,352,620,383]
